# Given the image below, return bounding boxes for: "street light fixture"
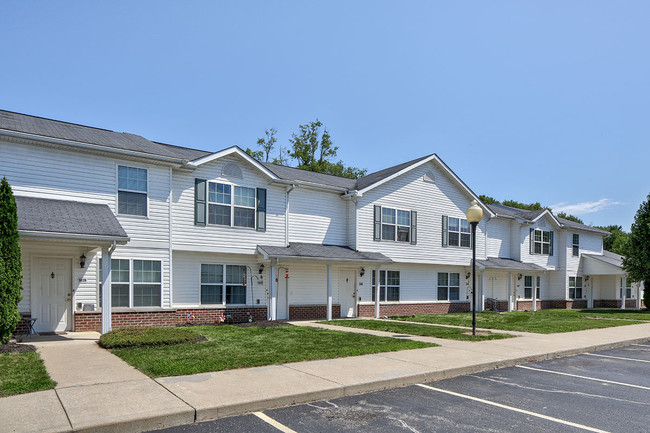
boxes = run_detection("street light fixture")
[466,200,483,336]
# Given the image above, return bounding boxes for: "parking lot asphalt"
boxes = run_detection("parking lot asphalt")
[150,343,650,433]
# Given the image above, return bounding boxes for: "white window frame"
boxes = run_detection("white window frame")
[200,263,248,306]
[533,229,551,255]
[371,270,400,302]
[99,258,162,308]
[207,181,257,229]
[523,275,533,299]
[448,217,471,248]
[380,207,411,242]
[437,272,460,301]
[116,164,149,217]
[572,234,580,257]
[569,276,583,300]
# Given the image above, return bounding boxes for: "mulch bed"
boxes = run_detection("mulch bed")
[0,342,37,354]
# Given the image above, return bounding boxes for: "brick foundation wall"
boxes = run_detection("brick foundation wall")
[358,302,470,317]
[593,299,639,309]
[483,300,509,311]
[515,300,542,311]
[74,306,268,332]
[289,304,341,320]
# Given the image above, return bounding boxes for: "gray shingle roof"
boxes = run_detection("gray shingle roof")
[260,162,357,189]
[487,203,609,235]
[0,110,210,161]
[583,251,624,268]
[258,242,391,263]
[355,155,433,191]
[16,196,129,240]
[476,257,547,271]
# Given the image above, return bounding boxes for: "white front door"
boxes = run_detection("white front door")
[339,270,357,318]
[32,257,72,333]
[277,277,288,320]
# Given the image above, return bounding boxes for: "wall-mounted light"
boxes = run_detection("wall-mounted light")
[80,254,86,269]
[518,274,523,280]
[360,268,365,277]
[465,272,471,279]
[258,264,265,274]
[585,276,590,281]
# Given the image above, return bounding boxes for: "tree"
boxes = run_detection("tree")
[0,177,22,343]
[479,195,499,205]
[257,128,277,162]
[622,193,650,308]
[289,120,367,179]
[556,212,584,224]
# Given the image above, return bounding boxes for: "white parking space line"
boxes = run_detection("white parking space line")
[631,344,650,350]
[253,412,300,433]
[585,353,650,363]
[516,365,650,390]
[416,384,611,433]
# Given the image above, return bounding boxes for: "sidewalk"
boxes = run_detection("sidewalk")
[1,322,649,433]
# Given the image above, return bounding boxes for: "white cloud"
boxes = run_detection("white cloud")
[550,198,623,216]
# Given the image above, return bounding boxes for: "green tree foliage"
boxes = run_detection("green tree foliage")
[289,120,367,179]
[595,224,630,255]
[257,128,277,163]
[556,212,584,224]
[478,195,498,205]
[0,178,22,344]
[501,200,545,211]
[622,194,650,306]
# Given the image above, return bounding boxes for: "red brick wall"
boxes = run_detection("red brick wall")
[515,300,542,311]
[289,304,341,320]
[74,306,268,332]
[593,299,639,309]
[358,302,470,317]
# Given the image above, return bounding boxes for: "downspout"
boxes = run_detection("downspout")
[354,197,359,251]
[285,184,296,246]
[168,167,174,309]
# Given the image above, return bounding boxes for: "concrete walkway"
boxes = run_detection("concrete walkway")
[1,323,650,433]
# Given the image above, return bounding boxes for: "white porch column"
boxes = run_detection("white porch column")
[479,271,485,312]
[101,247,112,334]
[374,267,381,318]
[621,275,627,310]
[637,283,643,310]
[270,264,277,320]
[326,264,333,321]
[532,274,537,312]
[508,272,514,312]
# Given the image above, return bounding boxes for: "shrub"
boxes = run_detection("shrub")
[0,178,22,344]
[99,327,203,349]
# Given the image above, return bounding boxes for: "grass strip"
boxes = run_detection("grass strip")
[322,320,513,341]
[109,324,435,377]
[0,353,56,397]
[391,309,647,334]
[99,326,203,349]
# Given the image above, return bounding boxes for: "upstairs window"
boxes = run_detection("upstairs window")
[437,272,460,301]
[117,165,147,216]
[208,182,256,228]
[569,277,582,299]
[381,208,411,242]
[572,234,580,257]
[442,216,471,248]
[531,229,553,255]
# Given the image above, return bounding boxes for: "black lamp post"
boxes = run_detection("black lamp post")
[466,200,483,336]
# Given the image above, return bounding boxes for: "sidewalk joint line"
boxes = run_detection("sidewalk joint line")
[54,388,74,431]
[416,383,611,433]
[153,379,198,421]
[515,365,650,390]
[253,411,300,433]
[584,353,650,363]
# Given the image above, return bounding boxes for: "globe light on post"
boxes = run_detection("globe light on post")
[465,200,483,336]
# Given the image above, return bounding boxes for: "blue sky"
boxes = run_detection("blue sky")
[2,1,648,229]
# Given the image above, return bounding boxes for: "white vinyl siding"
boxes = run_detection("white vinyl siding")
[288,187,349,245]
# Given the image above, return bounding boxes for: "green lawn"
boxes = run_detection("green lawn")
[0,353,56,397]
[391,309,649,334]
[322,320,513,341]
[109,325,436,377]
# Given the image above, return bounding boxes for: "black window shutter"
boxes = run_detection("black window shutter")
[256,188,267,232]
[373,205,382,241]
[529,228,534,254]
[195,178,206,226]
[442,215,448,247]
[549,231,554,256]
[410,211,417,245]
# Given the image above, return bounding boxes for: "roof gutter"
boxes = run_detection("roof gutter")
[19,230,130,245]
[258,254,392,264]
[271,178,350,193]
[0,129,197,169]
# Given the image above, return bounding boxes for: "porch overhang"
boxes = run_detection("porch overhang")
[256,242,392,264]
[16,196,129,247]
[475,257,547,272]
[582,253,624,275]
